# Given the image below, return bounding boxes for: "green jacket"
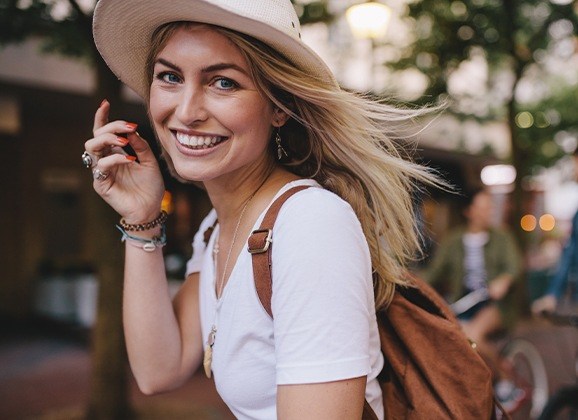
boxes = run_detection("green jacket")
[424,227,523,304]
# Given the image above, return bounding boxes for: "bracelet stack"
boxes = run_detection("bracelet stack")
[119,210,168,231]
[116,211,168,252]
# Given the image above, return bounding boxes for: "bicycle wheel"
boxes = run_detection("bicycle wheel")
[538,386,578,420]
[503,338,550,419]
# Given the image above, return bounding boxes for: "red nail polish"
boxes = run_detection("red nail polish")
[126,155,137,162]
[126,123,138,131]
[117,136,129,145]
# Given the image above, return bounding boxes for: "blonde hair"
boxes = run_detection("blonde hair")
[146,22,443,309]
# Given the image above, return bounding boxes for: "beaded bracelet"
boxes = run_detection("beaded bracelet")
[119,210,168,232]
[116,224,167,252]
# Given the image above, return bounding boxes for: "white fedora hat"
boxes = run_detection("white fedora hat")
[93,0,338,98]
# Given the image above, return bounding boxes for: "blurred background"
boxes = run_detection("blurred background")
[1,0,577,418]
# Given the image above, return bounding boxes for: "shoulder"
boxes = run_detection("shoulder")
[438,228,465,247]
[266,181,369,255]
[194,209,218,244]
[489,227,516,242]
[274,181,359,228]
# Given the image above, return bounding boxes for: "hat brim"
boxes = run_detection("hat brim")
[93,0,337,98]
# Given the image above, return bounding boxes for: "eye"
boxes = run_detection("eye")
[213,77,238,90]
[156,71,181,84]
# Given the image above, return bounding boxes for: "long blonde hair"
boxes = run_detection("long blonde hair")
[146,22,443,309]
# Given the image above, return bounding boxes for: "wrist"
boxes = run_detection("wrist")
[120,210,167,232]
[116,224,166,252]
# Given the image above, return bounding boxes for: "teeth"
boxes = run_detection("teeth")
[176,132,224,148]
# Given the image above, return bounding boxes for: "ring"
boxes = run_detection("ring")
[82,151,97,169]
[93,168,109,181]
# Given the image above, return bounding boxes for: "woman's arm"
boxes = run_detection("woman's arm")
[86,101,203,394]
[123,256,204,394]
[277,377,366,419]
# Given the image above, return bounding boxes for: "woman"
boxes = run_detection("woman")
[424,188,524,413]
[85,1,438,418]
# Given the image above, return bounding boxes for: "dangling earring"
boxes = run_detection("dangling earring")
[275,129,288,161]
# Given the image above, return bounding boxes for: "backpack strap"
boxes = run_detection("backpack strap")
[248,185,311,318]
[249,184,379,419]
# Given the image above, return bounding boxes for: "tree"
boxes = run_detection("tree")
[0,1,129,418]
[384,0,578,242]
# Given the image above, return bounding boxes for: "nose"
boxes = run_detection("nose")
[175,85,209,125]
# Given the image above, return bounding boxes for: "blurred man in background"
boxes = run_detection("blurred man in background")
[532,148,578,315]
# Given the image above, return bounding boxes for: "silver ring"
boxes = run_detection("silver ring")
[93,168,109,181]
[82,151,97,169]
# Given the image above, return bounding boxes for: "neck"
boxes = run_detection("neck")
[467,225,488,234]
[206,164,274,222]
[206,164,299,225]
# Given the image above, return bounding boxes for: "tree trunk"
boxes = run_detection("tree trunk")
[502,0,527,249]
[86,56,132,420]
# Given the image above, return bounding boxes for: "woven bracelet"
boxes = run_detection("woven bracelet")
[116,224,167,252]
[119,210,168,232]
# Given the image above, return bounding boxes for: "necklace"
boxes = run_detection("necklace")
[203,171,273,379]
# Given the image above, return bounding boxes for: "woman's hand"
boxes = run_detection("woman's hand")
[84,100,165,223]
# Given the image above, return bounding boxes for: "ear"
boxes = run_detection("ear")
[272,107,290,128]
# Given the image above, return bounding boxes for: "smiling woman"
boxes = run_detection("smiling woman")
[147,24,285,185]
[85,1,442,419]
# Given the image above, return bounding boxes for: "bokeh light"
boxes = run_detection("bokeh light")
[346,2,392,39]
[515,111,534,128]
[521,214,537,232]
[481,165,517,186]
[539,214,556,231]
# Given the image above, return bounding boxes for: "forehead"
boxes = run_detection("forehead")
[156,24,243,59]
[471,192,491,207]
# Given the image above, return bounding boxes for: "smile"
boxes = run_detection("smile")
[175,132,227,149]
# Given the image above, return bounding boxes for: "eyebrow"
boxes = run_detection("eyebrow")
[155,58,250,77]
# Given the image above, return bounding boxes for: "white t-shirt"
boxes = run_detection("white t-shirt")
[186,179,384,419]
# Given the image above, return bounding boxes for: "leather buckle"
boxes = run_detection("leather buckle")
[248,229,273,254]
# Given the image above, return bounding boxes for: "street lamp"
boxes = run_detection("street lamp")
[345,1,392,90]
[345,2,392,40]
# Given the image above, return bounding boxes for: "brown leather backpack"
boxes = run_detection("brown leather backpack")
[247,185,504,419]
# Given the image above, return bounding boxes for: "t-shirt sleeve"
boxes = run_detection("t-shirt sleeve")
[185,209,217,277]
[269,188,375,385]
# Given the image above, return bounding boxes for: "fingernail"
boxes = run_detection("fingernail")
[117,136,129,145]
[100,99,108,108]
[126,122,138,131]
[126,156,137,162]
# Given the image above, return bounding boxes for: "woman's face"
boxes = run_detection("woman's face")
[149,25,283,183]
[464,191,493,231]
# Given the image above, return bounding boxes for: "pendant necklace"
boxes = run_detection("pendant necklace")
[203,171,272,379]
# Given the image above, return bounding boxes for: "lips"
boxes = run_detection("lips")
[175,131,227,149]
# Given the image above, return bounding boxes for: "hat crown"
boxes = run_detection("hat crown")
[212,0,302,40]
[93,0,336,98]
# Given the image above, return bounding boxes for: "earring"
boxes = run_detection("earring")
[275,129,288,161]
[275,128,289,160]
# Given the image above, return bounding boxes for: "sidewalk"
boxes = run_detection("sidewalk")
[508,318,578,420]
[0,318,234,420]
[1,316,577,420]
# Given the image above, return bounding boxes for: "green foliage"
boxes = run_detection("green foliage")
[517,85,578,169]
[395,0,577,97]
[0,0,94,59]
[392,0,578,174]
[291,0,333,25]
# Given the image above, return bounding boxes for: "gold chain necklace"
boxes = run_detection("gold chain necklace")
[203,170,273,379]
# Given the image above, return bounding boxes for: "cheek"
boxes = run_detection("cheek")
[224,101,274,134]
[149,90,172,123]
